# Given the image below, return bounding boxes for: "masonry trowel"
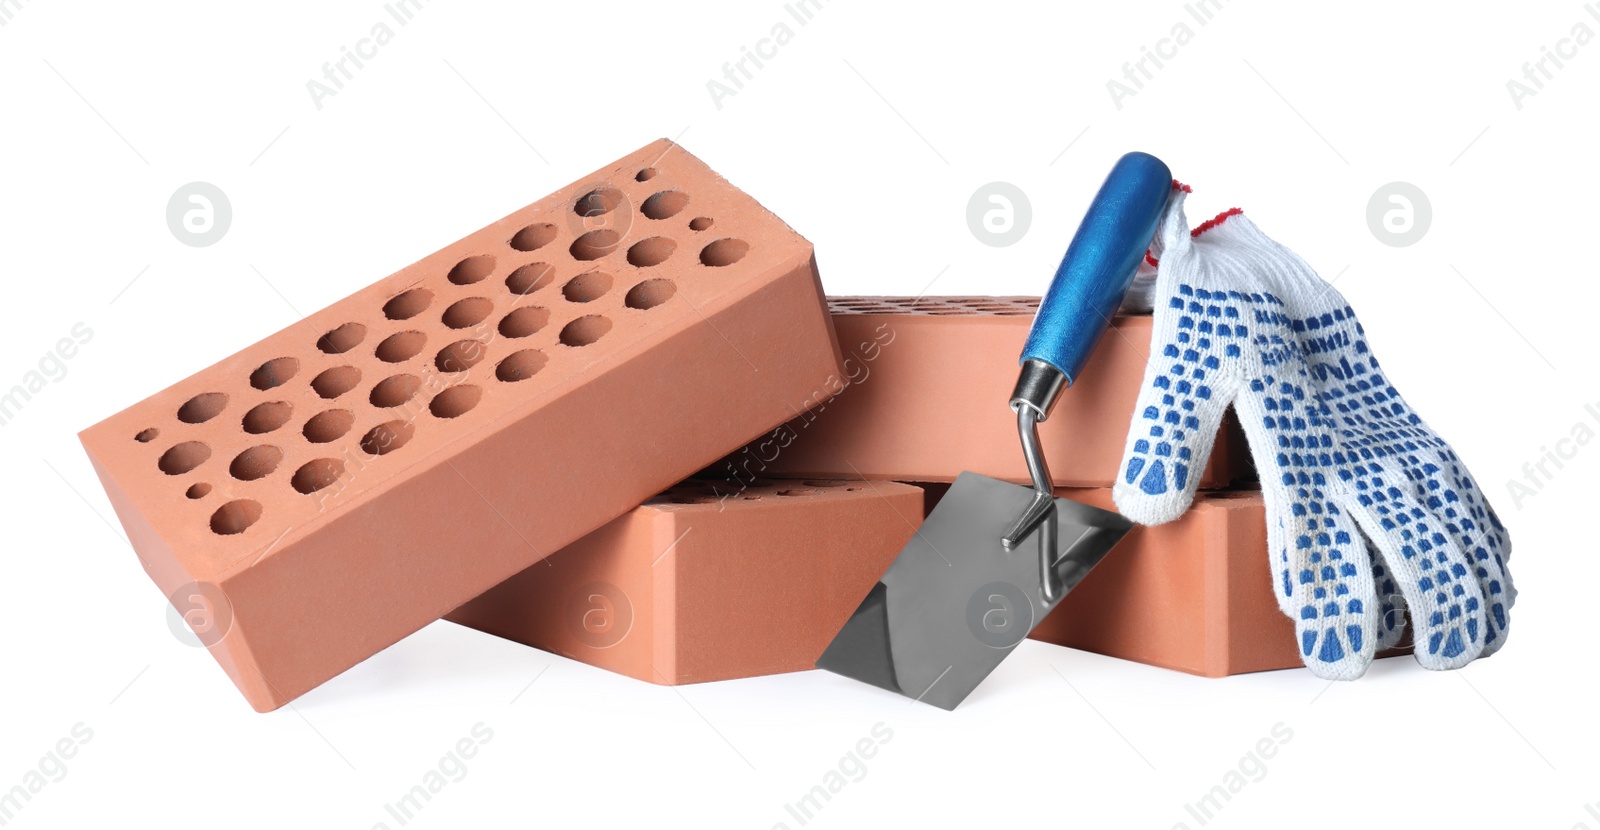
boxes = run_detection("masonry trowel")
[815,151,1173,709]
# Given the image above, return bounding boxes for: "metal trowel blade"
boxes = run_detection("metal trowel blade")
[816,471,1133,710]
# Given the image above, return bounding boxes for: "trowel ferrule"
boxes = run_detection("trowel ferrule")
[1009,358,1068,422]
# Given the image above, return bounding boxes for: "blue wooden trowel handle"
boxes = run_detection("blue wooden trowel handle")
[1019,152,1172,401]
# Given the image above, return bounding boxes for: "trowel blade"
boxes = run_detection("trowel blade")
[816,471,1133,710]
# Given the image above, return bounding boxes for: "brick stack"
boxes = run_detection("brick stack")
[86,141,1314,711]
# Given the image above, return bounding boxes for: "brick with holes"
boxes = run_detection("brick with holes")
[79,139,845,711]
[447,479,922,684]
[728,298,1253,488]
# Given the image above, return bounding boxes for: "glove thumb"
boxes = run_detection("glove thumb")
[1113,188,1240,525]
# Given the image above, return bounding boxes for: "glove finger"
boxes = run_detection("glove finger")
[1271,473,1379,679]
[1338,482,1488,670]
[1370,546,1410,652]
[1433,453,1515,657]
[1114,190,1243,525]
[1229,351,1342,620]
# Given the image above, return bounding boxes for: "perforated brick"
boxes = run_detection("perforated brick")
[448,479,922,684]
[80,140,844,711]
[725,297,1252,488]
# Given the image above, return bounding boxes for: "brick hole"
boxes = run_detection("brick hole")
[509,222,557,253]
[562,271,612,303]
[291,458,344,495]
[429,384,482,419]
[776,489,821,497]
[641,190,689,220]
[178,392,228,423]
[449,255,496,286]
[495,349,547,382]
[210,499,262,535]
[574,186,624,219]
[249,358,299,391]
[700,238,749,267]
[230,445,283,481]
[370,374,422,408]
[316,322,367,355]
[375,331,427,363]
[627,237,676,267]
[360,420,415,456]
[303,409,354,444]
[689,217,713,232]
[242,401,294,434]
[185,482,211,500]
[135,428,160,443]
[384,288,434,320]
[571,230,621,261]
[635,167,657,182]
[559,315,612,347]
[506,262,554,296]
[442,297,494,329]
[435,339,488,373]
[498,306,550,338]
[311,366,361,399]
[625,278,676,310]
[159,441,211,475]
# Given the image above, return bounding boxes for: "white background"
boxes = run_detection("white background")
[2,0,1595,827]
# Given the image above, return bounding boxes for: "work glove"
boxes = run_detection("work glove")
[1113,186,1515,679]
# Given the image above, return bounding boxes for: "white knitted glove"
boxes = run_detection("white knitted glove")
[1113,188,1515,679]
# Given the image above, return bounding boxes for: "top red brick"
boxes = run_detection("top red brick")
[80,139,845,710]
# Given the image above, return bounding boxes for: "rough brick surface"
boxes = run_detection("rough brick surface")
[730,297,1253,489]
[448,479,922,684]
[80,140,844,711]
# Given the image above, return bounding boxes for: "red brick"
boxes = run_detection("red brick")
[448,479,922,684]
[729,297,1253,489]
[1027,488,1299,676]
[80,140,844,710]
